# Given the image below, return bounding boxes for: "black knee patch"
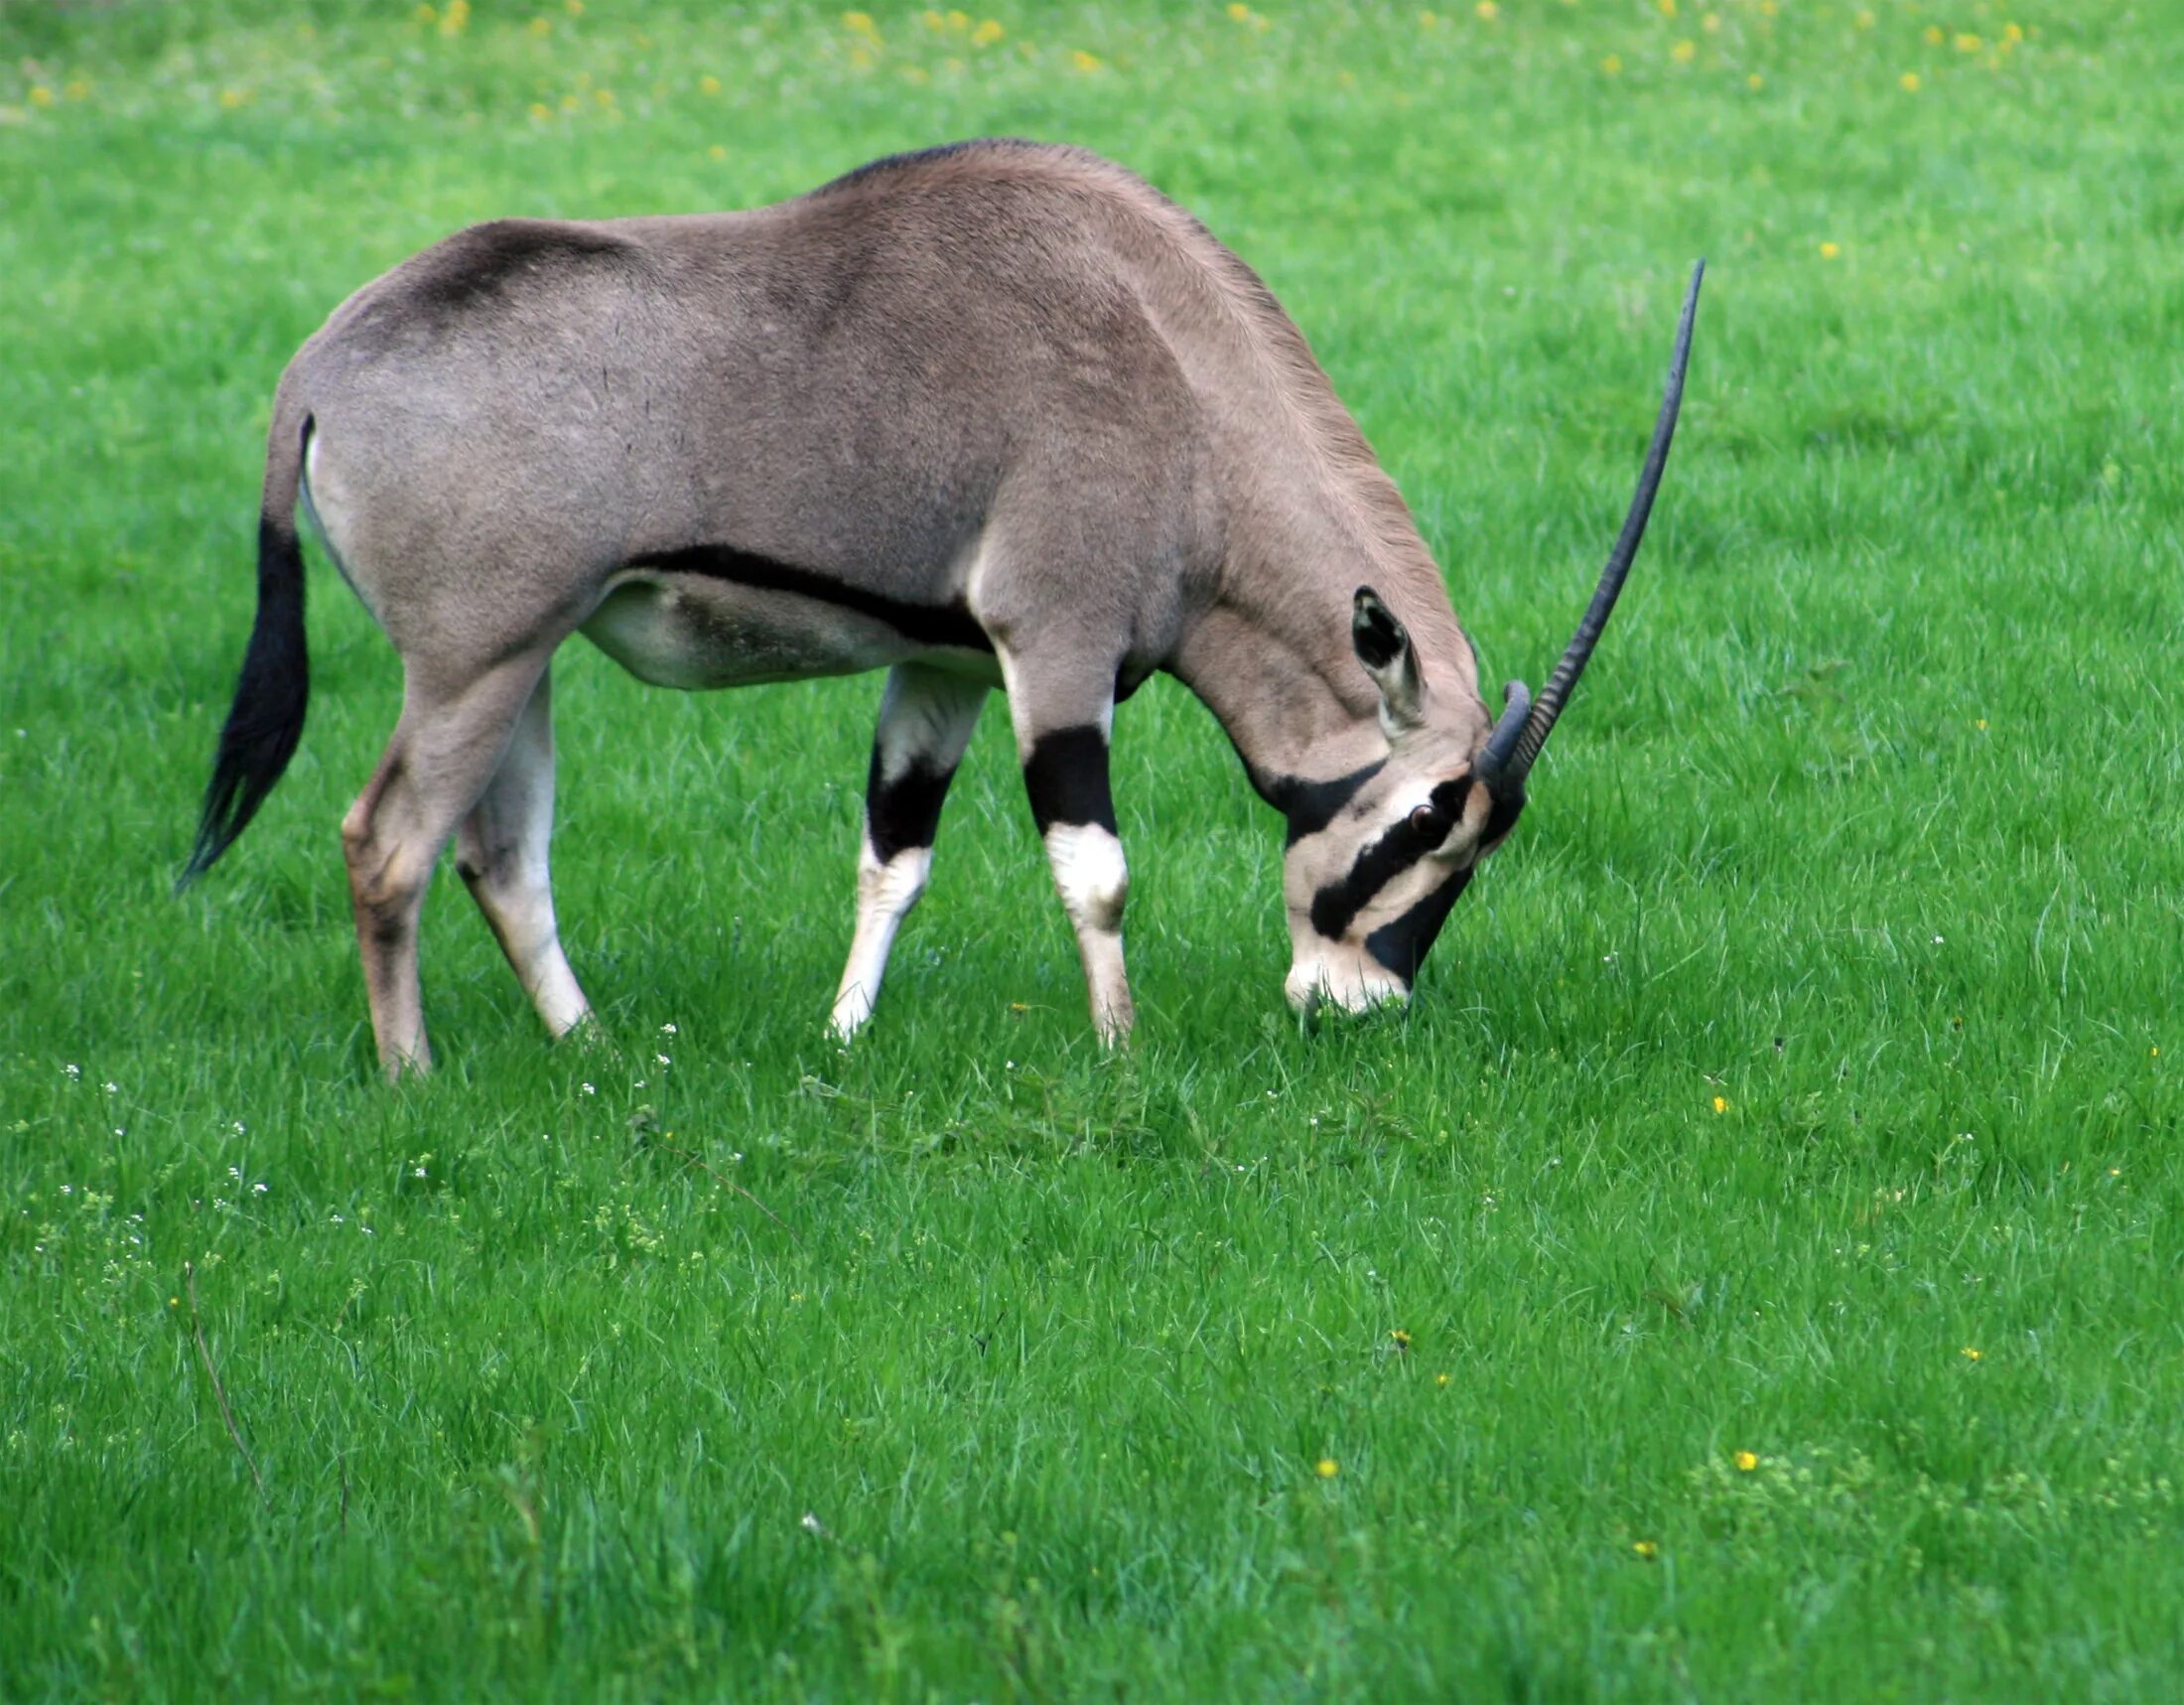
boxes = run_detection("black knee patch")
[867,750,956,864]
[1023,725,1117,835]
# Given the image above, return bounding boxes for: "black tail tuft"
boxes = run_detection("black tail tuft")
[179,499,311,889]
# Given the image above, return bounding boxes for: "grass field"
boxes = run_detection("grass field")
[5,1,2183,1697]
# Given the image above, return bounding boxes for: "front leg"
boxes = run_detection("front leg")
[1002,656,1134,1045]
[831,663,989,1039]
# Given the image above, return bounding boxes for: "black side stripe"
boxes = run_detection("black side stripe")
[1023,725,1117,835]
[1307,778,1473,941]
[1365,866,1473,983]
[627,544,992,653]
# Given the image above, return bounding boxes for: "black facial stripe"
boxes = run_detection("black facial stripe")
[1023,725,1117,835]
[867,751,957,864]
[1307,778,1473,940]
[627,544,992,653]
[1261,762,1386,847]
[1365,866,1474,982]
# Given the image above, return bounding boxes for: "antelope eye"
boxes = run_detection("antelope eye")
[1408,803,1443,840]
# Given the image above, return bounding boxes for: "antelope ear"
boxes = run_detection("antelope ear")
[1352,587,1425,734]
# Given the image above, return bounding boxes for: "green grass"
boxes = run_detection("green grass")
[5,1,2183,1697]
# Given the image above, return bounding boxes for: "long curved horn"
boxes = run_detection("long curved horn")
[1486,261,1704,790]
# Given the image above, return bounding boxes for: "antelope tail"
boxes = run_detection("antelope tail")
[179,407,313,888]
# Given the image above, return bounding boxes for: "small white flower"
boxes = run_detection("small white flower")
[102,1081,119,1094]
[63,1064,80,1079]
[656,1054,670,1066]
[800,1511,828,1536]
[252,1182,268,1195]
[332,1213,345,1224]
[660,1022,678,1036]
[580,1082,596,1095]
[413,1166,427,1179]
[60,1184,73,1196]
[1932,934,1945,945]
[232,1121,245,1134]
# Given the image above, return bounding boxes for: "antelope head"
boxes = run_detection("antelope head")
[1283,262,1704,1014]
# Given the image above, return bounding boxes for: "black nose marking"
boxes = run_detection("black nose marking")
[1364,865,1474,981]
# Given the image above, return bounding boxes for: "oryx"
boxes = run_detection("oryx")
[182,140,1701,1077]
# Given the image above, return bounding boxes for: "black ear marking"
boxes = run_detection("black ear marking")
[1351,587,1408,671]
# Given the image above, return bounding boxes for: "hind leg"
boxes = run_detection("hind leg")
[342,650,552,1079]
[830,663,989,1039]
[455,664,593,1041]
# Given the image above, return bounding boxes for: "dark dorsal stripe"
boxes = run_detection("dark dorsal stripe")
[867,753,958,864]
[1307,777,1473,941]
[1023,725,1118,835]
[628,544,993,653]
[1261,762,1386,847]
[1365,865,1474,983]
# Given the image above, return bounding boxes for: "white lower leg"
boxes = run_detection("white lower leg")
[1043,822,1133,1042]
[830,842,933,1038]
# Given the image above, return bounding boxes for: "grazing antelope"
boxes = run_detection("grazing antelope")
[182,140,1700,1077]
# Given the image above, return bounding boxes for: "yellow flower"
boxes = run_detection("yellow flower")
[1734,1450,1758,1472]
[947,7,970,28]
[1435,1372,1451,1386]
[528,100,552,119]
[1758,0,1776,12]
[441,0,470,37]
[1476,1,1499,20]
[565,0,585,13]
[1703,14,1720,33]
[415,3,437,20]
[1900,71,1921,92]
[595,87,614,105]
[168,1296,180,1309]
[1315,1457,1339,1479]
[923,9,946,29]
[1955,32,1981,53]
[1633,1539,1660,1560]
[1924,24,1945,45]
[1747,71,1764,89]
[1961,1347,1982,1361]
[2003,22,2024,45]
[699,73,722,94]
[972,18,1005,45]
[1657,0,1676,15]
[1854,9,1874,28]
[1672,39,1697,63]
[1602,54,1623,74]
[529,17,552,36]
[843,10,877,34]
[28,84,55,108]
[1712,1094,1728,1113]
[1070,49,1103,71]
[2152,1047,2161,1058]
[64,79,91,100]
[1819,240,1841,260]
[1419,8,1438,24]
[218,87,250,109]
[560,93,580,110]
[709,144,728,159]
[1975,717,1988,730]
[1390,1328,1412,1350]
[1228,2,1252,18]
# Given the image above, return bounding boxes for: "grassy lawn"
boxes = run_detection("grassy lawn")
[5,1,2182,1697]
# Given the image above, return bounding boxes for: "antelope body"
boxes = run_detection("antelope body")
[183,141,1699,1076]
